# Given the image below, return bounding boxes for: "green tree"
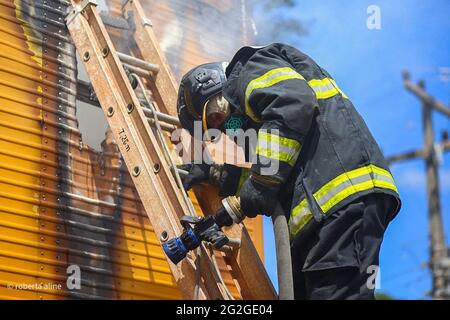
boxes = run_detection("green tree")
[375,292,395,300]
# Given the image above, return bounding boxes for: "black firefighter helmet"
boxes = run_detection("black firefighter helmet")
[177,62,228,137]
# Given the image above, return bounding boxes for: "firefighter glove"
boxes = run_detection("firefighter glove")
[239,174,280,218]
[178,163,211,190]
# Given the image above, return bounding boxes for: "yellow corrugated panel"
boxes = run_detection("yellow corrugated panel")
[0,0,51,300]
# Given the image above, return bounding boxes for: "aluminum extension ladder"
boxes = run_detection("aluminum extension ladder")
[65,0,276,300]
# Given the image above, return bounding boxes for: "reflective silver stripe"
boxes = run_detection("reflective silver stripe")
[288,200,313,238]
[311,81,335,93]
[256,147,300,167]
[245,67,305,122]
[256,131,301,166]
[307,77,348,99]
[289,164,399,238]
[257,140,299,159]
[313,164,398,213]
[315,172,396,208]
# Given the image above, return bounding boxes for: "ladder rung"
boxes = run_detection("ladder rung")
[148,119,177,132]
[76,79,98,105]
[227,237,242,248]
[142,107,180,126]
[206,244,233,254]
[99,12,130,30]
[205,238,241,254]
[175,168,188,177]
[76,81,179,131]
[76,80,179,125]
[123,64,152,78]
[117,52,160,74]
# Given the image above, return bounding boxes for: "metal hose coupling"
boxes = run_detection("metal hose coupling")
[162,196,244,265]
[222,196,245,224]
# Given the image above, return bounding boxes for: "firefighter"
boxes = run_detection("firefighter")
[176,43,401,300]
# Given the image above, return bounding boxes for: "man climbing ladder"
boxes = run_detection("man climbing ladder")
[176,43,402,299]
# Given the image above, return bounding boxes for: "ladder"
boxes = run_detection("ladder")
[65,0,276,300]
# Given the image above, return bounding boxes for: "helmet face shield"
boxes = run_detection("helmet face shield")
[203,94,231,131]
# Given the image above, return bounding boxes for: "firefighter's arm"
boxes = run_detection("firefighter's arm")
[238,50,318,217]
[244,57,317,182]
[179,162,249,197]
[177,132,248,194]
[212,164,250,197]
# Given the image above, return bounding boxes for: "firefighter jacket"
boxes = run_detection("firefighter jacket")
[218,43,401,238]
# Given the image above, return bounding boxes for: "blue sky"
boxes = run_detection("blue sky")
[257,0,450,299]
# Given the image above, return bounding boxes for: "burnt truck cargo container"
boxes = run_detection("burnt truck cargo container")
[0,0,263,299]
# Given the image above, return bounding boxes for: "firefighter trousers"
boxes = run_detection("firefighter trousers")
[290,192,398,300]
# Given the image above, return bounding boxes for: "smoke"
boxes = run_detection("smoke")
[249,0,309,45]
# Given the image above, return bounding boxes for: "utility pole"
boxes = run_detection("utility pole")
[420,80,447,297]
[387,71,450,299]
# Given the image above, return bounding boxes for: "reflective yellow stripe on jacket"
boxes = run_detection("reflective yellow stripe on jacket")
[236,168,250,195]
[245,67,305,122]
[288,164,398,238]
[256,131,301,166]
[308,77,349,100]
[245,67,348,122]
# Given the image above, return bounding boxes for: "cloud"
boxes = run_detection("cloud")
[395,168,426,191]
[395,167,450,192]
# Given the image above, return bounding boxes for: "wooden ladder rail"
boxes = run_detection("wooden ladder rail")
[122,0,276,300]
[66,0,277,300]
